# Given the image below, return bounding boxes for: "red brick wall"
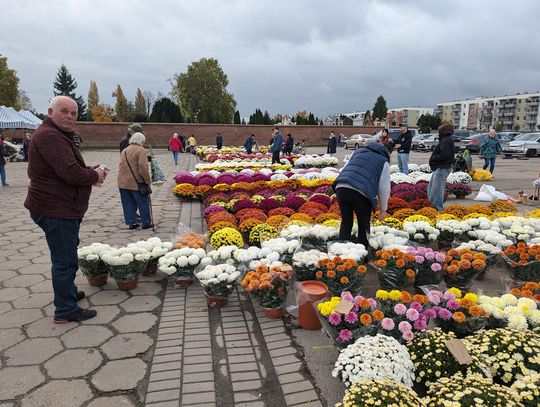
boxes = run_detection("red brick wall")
[67,123,384,148]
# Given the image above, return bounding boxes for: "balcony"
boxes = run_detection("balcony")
[526,119,537,124]
[502,120,514,125]
[505,103,517,108]
[528,101,539,107]
[502,112,515,117]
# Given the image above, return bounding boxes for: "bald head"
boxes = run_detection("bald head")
[48,96,78,132]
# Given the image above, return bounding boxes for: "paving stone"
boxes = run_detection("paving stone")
[153,353,183,364]
[151,361,182,373]
[183,347,212,356]
[44,348,103,378]
[92,358,147,391]
[120,295,161,312]
[29,280,53,293]
[153,345,183,356]
[234,393,263,403]
[232,380,262,392]
[282,380,314,394]
[149,369,182,382]
[147,378,181,392]
[22,379,93,407]
[61,325,113,348]
[3,274,44,288]
[231,371,261,381]
[5,337,63,366]
[0,287,30,301]
[130,282,163,295]
[269,346,297,358]
[89,289,128,305]
[183,363,214,373]
[145,401,178,407]
[0,329,25,352]
[17,263,50,275]
[278,372,306,384]
[0,366,45,400]
[0,270,16,281]
[2,260,32,271]
[12,293,52,308]
[229,362,258,373]
[86,396,137,407]
[272,354,301,366]
[283,390,320,405]
[145,389,180,404]
[183,355,212,365]
[26,317,77,338]
[182,381,214,393]
[80,305,121,324]
[182,392,215,405]
[181,371,214,383]
[101,332,153,359]
[0,302,12,315]
[275,362,302,375]
[113,312,158,332]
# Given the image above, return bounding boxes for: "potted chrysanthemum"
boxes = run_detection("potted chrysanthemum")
[128,237,173,276]
[102,247,150,291]
[196,264,241,307]
[158,247,208,287]
[77,243,113,286]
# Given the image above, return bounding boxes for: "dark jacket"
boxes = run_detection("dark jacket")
[244,136,254,150]
[285,136,294,149]
[216,135,223,147]
[396,130,412,154]
[119,133,131,152]
[273,132,283,153]
[333,143,390,212]
[327,136,337,154]
[429,133,455,170]
[24,117,99,219]
[0,141,6,166]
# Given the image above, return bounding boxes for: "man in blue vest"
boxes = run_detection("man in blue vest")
[333,143,390,248]
[271,127,283,164]
[395,123,412,174]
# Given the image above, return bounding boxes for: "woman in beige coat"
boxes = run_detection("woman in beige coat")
[117,132,153,229]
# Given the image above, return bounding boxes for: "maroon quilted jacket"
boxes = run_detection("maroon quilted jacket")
[24,117,99,219]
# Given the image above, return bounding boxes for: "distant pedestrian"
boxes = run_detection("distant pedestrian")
[23,133,32,161]
[479,128,502,174]
[396,123,412,174]
[379,129,394,154]
[187,135,197,152]
[428,124,455,212]
[339,133,346,148]
[216,132,223,150]
[327,131,337,155]
[244,134,255,154]
[179,134,186,152]
[284,133,294,156]
[120,123,144,153]
[0,135,8,189]
[168,133,182,165]
[271,127,283,164]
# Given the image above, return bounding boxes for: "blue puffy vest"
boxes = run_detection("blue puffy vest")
[333,143,389,211]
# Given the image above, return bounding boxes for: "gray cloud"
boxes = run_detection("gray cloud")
[2,0,539,117]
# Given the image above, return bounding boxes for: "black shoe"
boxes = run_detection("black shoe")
[129,223,140,230]
[142,224,154,230]
[77,291,85,301]
[54,308,97,324]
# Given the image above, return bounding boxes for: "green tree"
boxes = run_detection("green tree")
[263,110,274,125]
[249,108,264,124]
[513,124,521,131]
[417,113,441,133]
[134,88,147,121]
[494,123,503,132]
[0,55,20,107]
[372,95,388,120]
[150,97,183,123]
[53,64,86,120]
[112,84,131,122]
[86,80,100,120]
[241,118,246,125]
[171,57,236,123]
[308,113,318,125]
[234,110,241,124]
[340,115,353,125]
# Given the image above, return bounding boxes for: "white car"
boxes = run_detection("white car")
[344,134,370,149]
[503,133,540,157]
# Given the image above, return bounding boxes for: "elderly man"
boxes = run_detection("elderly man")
[25,96,107,323]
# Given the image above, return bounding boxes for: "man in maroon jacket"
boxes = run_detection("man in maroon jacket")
[25,96,107,323]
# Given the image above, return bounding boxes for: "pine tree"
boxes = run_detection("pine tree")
[263,110,273,125]
[234,110,241,124]
[150,97,183,123]
[53,64,86,120]
[372,95,388,121]
[134,88,147,120]
[308,113,316,125]
[86,80,100,120]
[112,84,130,122]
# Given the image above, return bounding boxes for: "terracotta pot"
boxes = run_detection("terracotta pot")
[297,281,328,330]
[86,274,108,287]
[115,278,138,291]
[142,263,158,276]
[263,307,285,319]
[175,277,193,287]
[455,193,468,199]
[206,295,228,308]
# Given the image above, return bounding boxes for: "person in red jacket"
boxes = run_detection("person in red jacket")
[169,133,182,165]
[25,96,108,324]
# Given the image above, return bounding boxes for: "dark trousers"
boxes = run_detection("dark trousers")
[336,188,371,249]
[483,157,496,173]
[119,189,152,226]
[272,151,281,164]
[30,213,81,318]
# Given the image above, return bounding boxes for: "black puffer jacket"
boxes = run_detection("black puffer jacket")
[429,133,455,170]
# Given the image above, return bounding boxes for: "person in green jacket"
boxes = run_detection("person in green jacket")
[479,129,502,174]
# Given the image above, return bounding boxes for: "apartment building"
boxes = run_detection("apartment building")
[387,107,434,127]
[435,92,540,131]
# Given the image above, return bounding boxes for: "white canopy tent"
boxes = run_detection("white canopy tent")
[0,106,40,129]
[18,110,42,127]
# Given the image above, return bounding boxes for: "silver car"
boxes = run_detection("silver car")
[503,133,540,157]
[416,134,439,151]
[412,133,437,150]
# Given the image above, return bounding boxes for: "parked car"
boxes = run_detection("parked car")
[416,134,439,151]
[344,134,370,149]
[370,128,419,144]
[452,130,476,142]
[503,133,540,157]
[412,133,437,150]
[498,132,522,150]
[459,133,514,154]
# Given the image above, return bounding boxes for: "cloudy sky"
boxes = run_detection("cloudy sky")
[2,0,539,117]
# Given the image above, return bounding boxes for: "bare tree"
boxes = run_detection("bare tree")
[142,90,155,116]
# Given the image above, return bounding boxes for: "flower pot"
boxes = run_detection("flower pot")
[86,274,109,287]
[454,193,468,199]
[206,295,228,308]
[115,277,138,291]
[263,307,285,319]
[298,281,328,330]
[175,276,193,287]
[142,263,158,276]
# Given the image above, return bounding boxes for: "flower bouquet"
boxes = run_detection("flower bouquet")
[332,334,415,388]
[403,219,440,245]
[443,248,487,291]
[428,288,488,337]
[435,219,469,247]
[128,237,172,276]
[512,373,540,407]
[368,226,409,251]
[195,264,241,307]
[477,293,540,330]
[510,281,540,302]
[248,223,279,246]
[77,243,113,286]
[327,241,369,263]
[447,182,472,198]
[292,249,328,281]
[241,264,293,318]
[158,247,208,287]
[373,249,416,290]
[405,246,446,287]
[336,380,424,407]
[102,248,150,291]
[407,329,489,387]
[314,256,367,296]
[316,292,382,347]
[464,328,540,385]
[447,171,472,184]
[502,243,540,282]
[427,374,521,406]
[455,240,501,271]
[261,238,300,265]
[210,227,244,249]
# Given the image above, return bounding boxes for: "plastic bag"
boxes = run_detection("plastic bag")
[501,253,540,282]
[473,184,508,202]
[150,157,167,185]
[173,222,207,249]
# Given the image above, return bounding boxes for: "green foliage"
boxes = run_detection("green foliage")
[150,97,183,123]
[340,115,353,125]
[112,84,131,122]
[494,122,503,132]
[234,110,241,124]
[249,108,265,124]
[86,80,99,120]
[513,123,521,131]
[53,64,86,120]
[0,55,20,107]
[171,57,236,123]
[417,114,441,133]
[134,88,147,121]
[372,95,388,120]
[293,111,319,125]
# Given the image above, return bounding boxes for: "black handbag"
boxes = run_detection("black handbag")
[124,151,150,196]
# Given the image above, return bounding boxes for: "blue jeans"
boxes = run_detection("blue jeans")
[119,189,152,226]
[428,167,452,212]
[397,153,409,174]
[30,213,81,318]
[172,151,179,164]
[0,164,6,186]
[483,157,496,173]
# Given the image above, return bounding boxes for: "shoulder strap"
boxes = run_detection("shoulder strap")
[122,149,142,183]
